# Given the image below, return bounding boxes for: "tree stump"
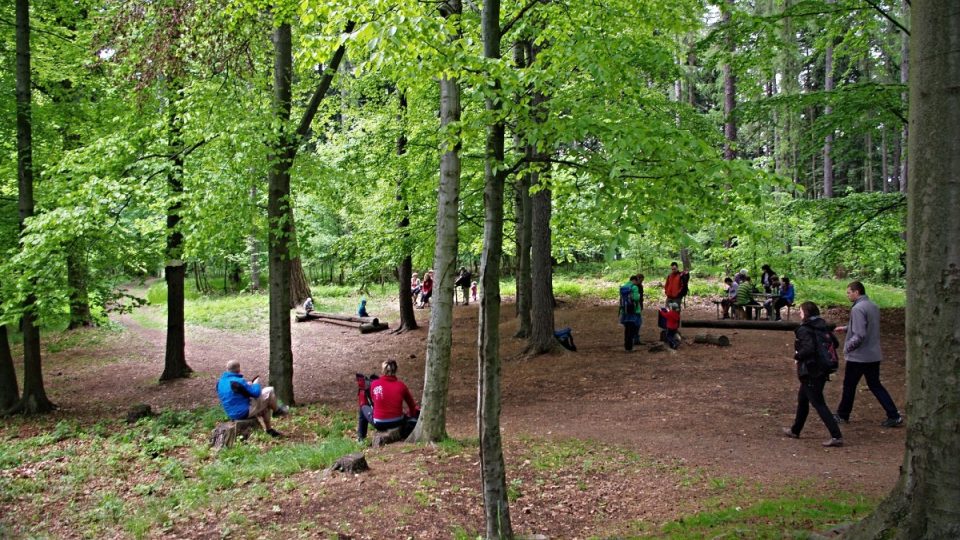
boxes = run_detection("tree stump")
[125,403,155,423]
[372,428,404,448]
[210,418,260,449]
[693,333,731,347]
[329,452,370,474]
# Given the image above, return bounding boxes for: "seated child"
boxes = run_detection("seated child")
[358,298,369,318]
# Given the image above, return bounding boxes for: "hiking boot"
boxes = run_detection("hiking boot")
[273,405,290,418]
[822,437,844,447]
[266,428,282,438]
[781,427,799,439]
[881,416,904,428]
[833,414,849,424]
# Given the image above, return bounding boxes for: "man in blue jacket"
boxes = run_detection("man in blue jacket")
[217,360,283,437]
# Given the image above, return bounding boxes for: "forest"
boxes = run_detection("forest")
[2,0,958,538]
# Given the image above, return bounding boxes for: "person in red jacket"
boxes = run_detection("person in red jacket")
[358,360,420,441]
[659,302,682,349]
[663,262,689,308]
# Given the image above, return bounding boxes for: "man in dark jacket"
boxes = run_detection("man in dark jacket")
[782,302,843,447]
[454,267,472,305]
[216,360,284,437]
[834,281,903,427]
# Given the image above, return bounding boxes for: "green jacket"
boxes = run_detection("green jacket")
[735,281,757,305]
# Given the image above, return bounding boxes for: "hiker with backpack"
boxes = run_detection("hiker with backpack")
[782,301,844,447]
[619,275,642,351]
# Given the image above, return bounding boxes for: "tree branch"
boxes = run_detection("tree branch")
[500,0,541,38]
[295,21,357,144]
[862,0,909,35]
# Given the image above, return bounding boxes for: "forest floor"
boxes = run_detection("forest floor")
[1,296,907,539]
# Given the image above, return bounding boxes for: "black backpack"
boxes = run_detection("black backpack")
[815,330,840,375]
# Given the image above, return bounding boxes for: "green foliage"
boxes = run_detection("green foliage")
[658,495,874,539]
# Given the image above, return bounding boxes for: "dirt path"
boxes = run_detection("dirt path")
[42,298,906,498]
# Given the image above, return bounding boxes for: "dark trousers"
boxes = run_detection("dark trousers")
[664,329,680,349]
[767,298,789,320]
[623,322,639,351]
[836,361,899,420]
[358,406,418,440]
[792,375,842,438]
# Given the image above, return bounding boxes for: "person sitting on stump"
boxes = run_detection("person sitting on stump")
[217,360,285,437]
[358,360,420,442]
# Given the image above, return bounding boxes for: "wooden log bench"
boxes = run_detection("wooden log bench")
[210,418,260,450]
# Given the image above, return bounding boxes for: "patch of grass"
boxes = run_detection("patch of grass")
[452,525,482,540]
[792,278,904,309]
[183,294,269,331]
[657,495,874,539]
[44,323,123,354]
[199,438,360,488]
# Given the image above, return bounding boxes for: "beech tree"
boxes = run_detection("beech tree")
[846,1,960,537]
[478,0,513,535]
[12,0,55,414]
[411,0,463,443]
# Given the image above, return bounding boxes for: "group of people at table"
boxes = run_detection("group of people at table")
[720,264,795,321]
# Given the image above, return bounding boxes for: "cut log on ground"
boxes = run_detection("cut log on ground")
[210,418,260,449]
[359,321,389,334]
[693,333,731,346]
[682,319,802,331]
[372,428,404,448]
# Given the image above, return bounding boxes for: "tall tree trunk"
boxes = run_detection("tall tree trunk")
[512,41,532,339]
[823,14,835,198]
[881,128,889,193]
[411,18,462,441]
[268,22,295,405]
[847,4,960,536]
[160,92,192,382]
[66,246,93,329]
[395,92,418,333]
[288,236,312,308]
[524,44,559,356]
[478,0,513,536]
[13,0,54,414]
[680,248,692,272]
[513,167,532,338]
[248,185,261,292]
[0,323,18,412]
[899,0,909,194]
[865,131,874,191]
[722,0,737,161]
